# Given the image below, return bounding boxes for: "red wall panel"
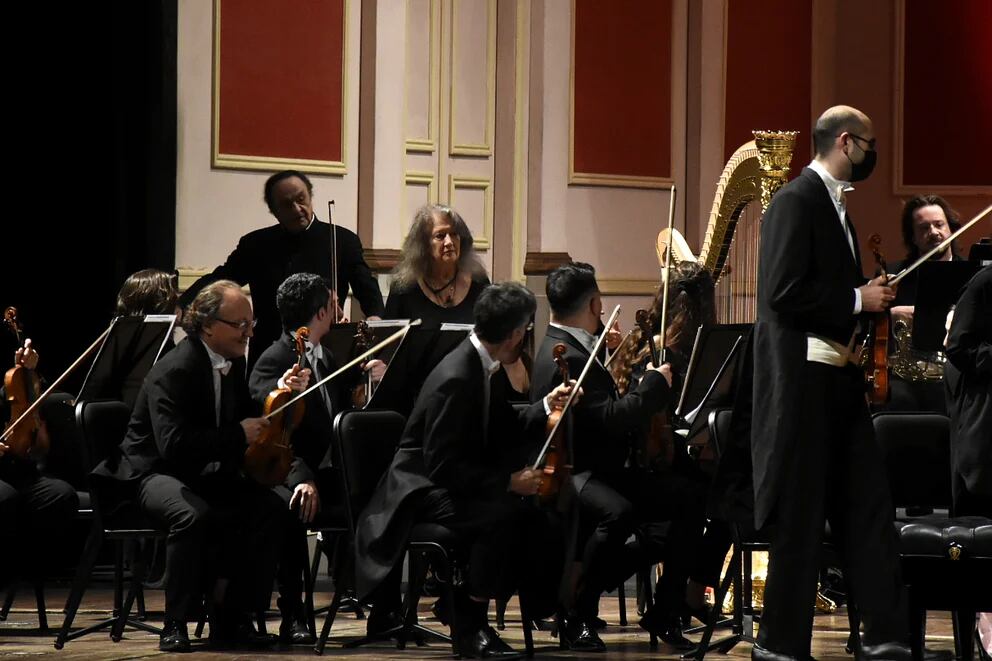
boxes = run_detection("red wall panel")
[724,0,811,168]
[902,0,992,186]
[217,0,344,163]
[572,0,672,180]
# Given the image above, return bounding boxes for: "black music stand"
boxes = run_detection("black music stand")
[676,324,750,422]
[366,325,472,416]
[76,314,176,410]
[912,261,980,352]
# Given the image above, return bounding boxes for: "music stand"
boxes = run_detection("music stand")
[366,325,472,416]
[912,261,980,352]
[676,323,750,421]
[77,315,176,410]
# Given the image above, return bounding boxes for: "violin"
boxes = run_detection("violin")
[245,327,309,486]
[350,320,374,408]
[2,307,45,458]
[864,235,890,406]
[635,309,674,469]
[536,343,572,505]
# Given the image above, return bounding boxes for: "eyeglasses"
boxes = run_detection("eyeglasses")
[215,317,257,331]
[844,133,876,151]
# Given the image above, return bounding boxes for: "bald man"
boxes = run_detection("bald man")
[750,106,948,661]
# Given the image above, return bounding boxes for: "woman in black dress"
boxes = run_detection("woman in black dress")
[385,205,530,397]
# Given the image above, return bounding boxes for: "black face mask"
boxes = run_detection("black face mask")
[848,147,877,182]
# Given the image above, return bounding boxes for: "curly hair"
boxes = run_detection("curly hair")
[610,262,716,394]
[391,205,487,289]
[182,280,242,335]
[115,269,179,317]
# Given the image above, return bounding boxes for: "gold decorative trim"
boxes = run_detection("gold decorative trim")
[402,170,438,238]
[447,0,496,156]
[448,175,493,250]
[212,0,350,175]
[597,278,660,296]
[175,267,251,295]
[524,252,573,275]
[567,0,674,190]
[892,0,991,195]
[405,0,441,154]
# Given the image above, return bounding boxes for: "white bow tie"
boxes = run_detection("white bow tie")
[213,360,232,376]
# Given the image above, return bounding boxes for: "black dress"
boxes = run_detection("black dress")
[383,278,487,328]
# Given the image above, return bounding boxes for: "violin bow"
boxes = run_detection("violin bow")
[657,184,677,364]
[532,305,622,469]
[263,321,419,420]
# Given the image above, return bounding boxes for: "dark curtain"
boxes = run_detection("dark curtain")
[4,1,177,388]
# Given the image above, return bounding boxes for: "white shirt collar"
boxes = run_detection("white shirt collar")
[469,332,501,376]
[304,339,324,362]
[550,321,598,357]
[202,342,232,375]
[808,159,854,205]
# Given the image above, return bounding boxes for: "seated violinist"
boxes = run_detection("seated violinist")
[1,340,78,590]
[248,273,388,643]
[355,283,577,658]
[530,262,705,652]
[93,281,298,652]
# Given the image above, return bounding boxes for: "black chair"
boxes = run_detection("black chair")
[54,400,165,649]
[873,411,992,661]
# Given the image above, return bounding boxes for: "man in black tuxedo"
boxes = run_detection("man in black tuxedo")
[180,170,384,368]
[95,281,299,652]
[530,262,704,653]
[750,106,949,661]
[249,273,386,643]
[355,283,576,658]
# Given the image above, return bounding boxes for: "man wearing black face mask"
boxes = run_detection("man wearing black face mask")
[750,106,951,661]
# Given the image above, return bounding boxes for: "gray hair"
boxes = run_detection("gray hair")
[391,205,487,289]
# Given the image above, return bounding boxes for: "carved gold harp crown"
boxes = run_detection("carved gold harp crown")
[657,130,798,323]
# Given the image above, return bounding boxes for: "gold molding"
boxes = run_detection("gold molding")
[447,0,497,156]
[405,0,441,154]
[523,252,573,275]
[448,175,493,250]
[567,0,675,190]
[597,278,660,296]
[212,0,350,175]
[892,0,992,195]
[402,170,438,239]
[364,248,402,273]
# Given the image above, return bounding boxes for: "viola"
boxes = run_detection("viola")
[864,234,890,406]
[2,307,45,458]
[635,309,674,469]
[350,320,374,408]
[245,327,309,486]
[536,343,572,505]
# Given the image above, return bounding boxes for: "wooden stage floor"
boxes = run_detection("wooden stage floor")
[0,584,963,660]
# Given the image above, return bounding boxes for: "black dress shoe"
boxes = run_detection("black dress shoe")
[859,642,952,661]
[279,616,314,644]
[640,609,695,652]
[366,608,404,637]
[751,643,806,661]
[458,626,523,658]
[210,617,278,650]
[560,617,607,652]
[159,619,191,653]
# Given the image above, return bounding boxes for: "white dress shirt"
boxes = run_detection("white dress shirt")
[202,343,232,426]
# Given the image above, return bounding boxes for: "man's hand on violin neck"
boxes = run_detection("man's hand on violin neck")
[282,366,311,392]
[240,417,270,443]
[509,467,542,496]
[859,275,896,313]
[546,380,581,411]
[646,362,673,386]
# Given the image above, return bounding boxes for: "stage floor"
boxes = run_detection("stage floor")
[0,585,961,659]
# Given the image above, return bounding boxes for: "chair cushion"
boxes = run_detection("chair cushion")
[894,515,992,559]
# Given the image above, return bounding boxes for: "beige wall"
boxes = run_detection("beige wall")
[176,0,990,328]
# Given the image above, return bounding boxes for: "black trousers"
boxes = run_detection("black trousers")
[574,467,705,618]
[138,472,284,623]
[0,468,79,586]
[417,488,564,620]
[758,363,908,657]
